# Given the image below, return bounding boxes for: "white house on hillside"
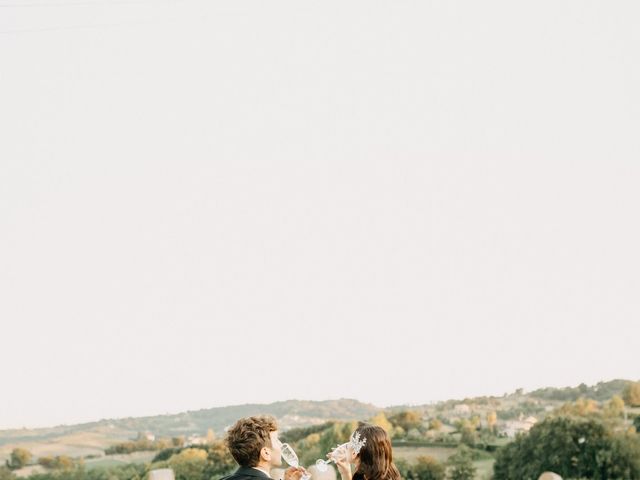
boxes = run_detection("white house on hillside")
[500,415,538,438]
[452,404,472,416]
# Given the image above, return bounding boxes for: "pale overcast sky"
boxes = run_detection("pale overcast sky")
[1,1,639,430]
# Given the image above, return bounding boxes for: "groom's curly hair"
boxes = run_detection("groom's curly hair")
[225,415,278,467]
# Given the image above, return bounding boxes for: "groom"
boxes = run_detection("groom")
[222,415,308,480]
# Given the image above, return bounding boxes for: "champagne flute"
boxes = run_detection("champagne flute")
[281,443,311,480]
[315,443,347,473]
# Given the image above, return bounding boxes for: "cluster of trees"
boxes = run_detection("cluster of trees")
[379,408,508,448]
[493,416,640,479]
[453,419,482,448]
[0,467,16,480]
[5,448,33,470]
[142,440,235,480]
[623,382,640,407]
[2,439,236,480]
[105,434,194,455]
[279,422,341,444]
[553,396,627,420]
[529,379,639,404]
[23,463,145,480]
[395,447,476,480]
[37,456,81,471]
[5,448,87,473]
[392,411,500,449]
[387,411,423,434]
[372,411,452,443]
[490,390,640,479]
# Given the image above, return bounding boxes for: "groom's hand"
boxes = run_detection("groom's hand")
[284,466,308,480]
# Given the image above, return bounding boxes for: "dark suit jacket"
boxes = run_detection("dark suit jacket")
[221,467,274,480]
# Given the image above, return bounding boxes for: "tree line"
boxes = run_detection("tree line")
[4,382,640,480]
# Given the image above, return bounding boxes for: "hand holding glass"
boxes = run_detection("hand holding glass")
[315,443,347,473]
[281,443,311,480]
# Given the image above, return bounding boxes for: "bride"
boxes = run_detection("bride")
[330,423,401,480]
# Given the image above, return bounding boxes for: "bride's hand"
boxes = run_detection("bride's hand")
[330,449,351,480]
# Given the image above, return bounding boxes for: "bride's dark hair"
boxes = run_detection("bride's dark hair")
[353,423,401,480]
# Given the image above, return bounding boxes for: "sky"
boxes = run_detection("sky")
[1,0,639,430]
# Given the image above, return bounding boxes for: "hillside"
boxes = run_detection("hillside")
[1,379,635,464]
[0,399,379,461]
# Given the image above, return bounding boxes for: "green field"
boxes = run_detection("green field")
[394,446,495,480]
[0,429,133,464]
[394,445,457,462]
[84,451,157,469]
[473,459,495,480]
[12,452,157,478]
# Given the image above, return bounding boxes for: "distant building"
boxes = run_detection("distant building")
[186,434,207,445]
[452,404,472,416]
[500,415,537,438]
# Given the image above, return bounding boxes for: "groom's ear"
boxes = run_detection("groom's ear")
[260,446,271,462]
